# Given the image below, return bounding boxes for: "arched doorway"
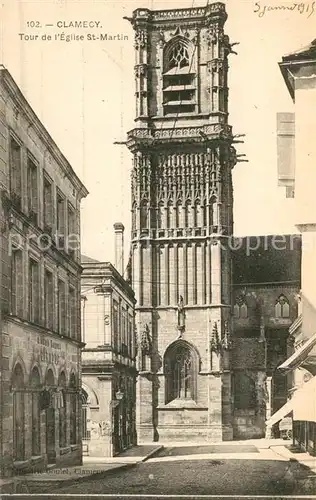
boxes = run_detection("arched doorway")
[30,366,41,456]
[69,373,77,445]
[58,372,67,449]
[45,369,55,464]
[12,363,25,461]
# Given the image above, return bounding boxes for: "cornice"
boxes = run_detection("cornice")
[126,123,233,152]
[0,67,88,199]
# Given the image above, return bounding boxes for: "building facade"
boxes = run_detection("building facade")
[232,235,300,439]
[0,66,88,476]
[124,4,302,443]
[268,39,316,454]
[81,223,137,457]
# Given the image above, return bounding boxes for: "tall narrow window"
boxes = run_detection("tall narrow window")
[11,247,23,317]
[68,286,76,339]
[27,157,38,225]
[29,258,40,324]
[57,192,65,248]
[12,364,25,460]
[9,137,22,209]
[234,297,248,319]
[43,176,53,232]
[30,366,41,456]
[44,269,54,330]
[113,300,119,351]
[67,204,76,259]
[275,294,290,318]
[57,279,66,334]
[164,341,198,404]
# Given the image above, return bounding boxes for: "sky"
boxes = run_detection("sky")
[1,0,315,268]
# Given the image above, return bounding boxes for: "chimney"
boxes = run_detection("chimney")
[113,222,124,276]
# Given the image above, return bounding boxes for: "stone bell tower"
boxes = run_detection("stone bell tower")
[125,3,238,442]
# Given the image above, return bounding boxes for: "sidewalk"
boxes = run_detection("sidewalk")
[83,444,163,463]
[269,442,316,495]
[0,445,162,494]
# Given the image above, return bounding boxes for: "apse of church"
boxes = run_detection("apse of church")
[126,3,237,442]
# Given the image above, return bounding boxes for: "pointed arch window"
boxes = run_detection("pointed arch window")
[234,297,248,319]
[12,363,25,460]
[275,294,290,318]
[164,341,199,404]
[163,38,196,115]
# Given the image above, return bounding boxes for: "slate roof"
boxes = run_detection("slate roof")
[232,234,301,285]
[282,38,316,62]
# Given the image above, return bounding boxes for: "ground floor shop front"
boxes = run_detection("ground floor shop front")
[81,367,137,457]
[1,319,82,476]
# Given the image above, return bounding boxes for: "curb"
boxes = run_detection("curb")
[14,462,137,493]
[141,445,164,462]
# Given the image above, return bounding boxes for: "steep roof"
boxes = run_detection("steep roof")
[282,38,316,62]
[81,254,101,264]
[232,234,301,286]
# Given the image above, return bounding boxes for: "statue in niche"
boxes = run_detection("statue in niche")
[177,296,185,334]
[140,323,152,357]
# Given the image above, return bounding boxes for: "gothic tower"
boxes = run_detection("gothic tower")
[126,3,237,442]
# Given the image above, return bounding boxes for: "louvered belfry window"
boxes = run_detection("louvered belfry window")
[163,39,196,116]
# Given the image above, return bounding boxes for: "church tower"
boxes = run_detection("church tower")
[126,3,237,442]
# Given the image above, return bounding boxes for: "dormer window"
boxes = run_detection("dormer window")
[163,38,196,116]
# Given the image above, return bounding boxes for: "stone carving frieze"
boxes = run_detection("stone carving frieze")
[134,29,148,50]
[134,64,148,78]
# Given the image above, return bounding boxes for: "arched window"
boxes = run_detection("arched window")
[69,374,77,445]
[234,373,257,410]
[81,389,91,441]
[30,366,41,456]
[234,297,248,319]
[45,369,56,464]
[58,372,67,449]
[164,341,199,404]
[168,41,190,70]
[275,294,290,318]
[163,38,196,115]
[12,363,25,460]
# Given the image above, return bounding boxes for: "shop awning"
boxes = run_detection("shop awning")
[278,332,316,374]
[266,376,316,426]
[293,375,316,422]
[266,399,294,427]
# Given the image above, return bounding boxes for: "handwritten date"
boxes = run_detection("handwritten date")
[254,1,315,17]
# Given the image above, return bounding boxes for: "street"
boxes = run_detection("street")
[10,444,314,498]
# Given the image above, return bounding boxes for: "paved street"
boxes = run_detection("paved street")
[10,444,313,498]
